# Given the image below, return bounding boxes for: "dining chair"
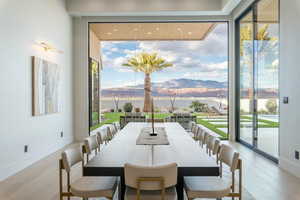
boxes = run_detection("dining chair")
[202,131,210,148]
[183,144,242,200]
[113,122,120,131]
[192,126,200,141]
[206,135,221,159]
[206,134,215,156]
[107,126,114,141]
[197,128,205,147]
[101,126,111,144]
[124,163,178,200]
[83,135,99,163]
[189,121,196,132]
[96,131,103,148]
[59,146,118,200]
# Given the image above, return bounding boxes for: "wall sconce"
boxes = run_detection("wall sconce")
[35,41,63,54]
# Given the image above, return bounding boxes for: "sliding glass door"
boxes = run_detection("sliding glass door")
[237,0,279,160]
[239,11,255,146]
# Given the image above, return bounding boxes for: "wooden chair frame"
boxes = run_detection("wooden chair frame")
[59,159,113,200]
[59,159,84,200]
[136,177,165,200]
[220,159,242,200]
[185,159,242,200]
[82,140,99,164]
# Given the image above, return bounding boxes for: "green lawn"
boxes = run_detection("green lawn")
[90,112,278,139]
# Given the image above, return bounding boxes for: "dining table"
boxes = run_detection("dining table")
[83,122,219,200]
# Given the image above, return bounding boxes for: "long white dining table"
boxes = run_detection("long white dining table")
[83,122,219,200]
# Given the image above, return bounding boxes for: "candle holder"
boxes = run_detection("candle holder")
[150,98,158,136]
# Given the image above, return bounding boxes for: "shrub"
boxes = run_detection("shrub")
[123,102,133,112]
[135,107,140,112]
[118,108,122,112]
[266,99,278,114]
[110,109,115,113]
[190,101,209,112]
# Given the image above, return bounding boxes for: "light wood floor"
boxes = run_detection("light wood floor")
[1,142,300,200]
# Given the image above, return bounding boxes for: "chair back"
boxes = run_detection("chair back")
[189,121,196,131]
[198,128,204,144]
[124,163,177,190]
[203,131,210,146]
[191,123,197,134]
[206,134,214,150]
[219,144,240,172]
[84,135,99,154]
[61,146,83,172]
[96,131,103,145]
[113,122,120,131]
[107,126,114,139]
[212,138,221,156]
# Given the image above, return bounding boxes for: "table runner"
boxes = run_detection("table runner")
[136,127,170,145]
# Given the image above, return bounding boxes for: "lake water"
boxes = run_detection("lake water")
[101,97,228,112]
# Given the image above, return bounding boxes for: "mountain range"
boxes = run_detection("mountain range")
[101,78,277,98]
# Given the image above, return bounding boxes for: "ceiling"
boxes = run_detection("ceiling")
[90,23,218,41]
[240,0,279,23]
[66,0,241,16]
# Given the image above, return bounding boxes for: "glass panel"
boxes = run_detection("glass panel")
[239,11,254,145]
[255,0,279,157]
[90,59,100,127]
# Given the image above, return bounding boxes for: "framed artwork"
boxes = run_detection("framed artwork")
[32,56,62,116]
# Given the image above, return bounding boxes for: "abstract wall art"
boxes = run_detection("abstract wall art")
[32,57,62,116]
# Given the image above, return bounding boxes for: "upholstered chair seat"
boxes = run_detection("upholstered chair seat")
[183,144,242,200]
[184,176,231,199]
[124,163,178,200]
[59,146,118,200]
[70,176,118,198]
[125,186,177,200]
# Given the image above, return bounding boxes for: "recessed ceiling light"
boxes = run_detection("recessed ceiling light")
[113,29,118,32]
[134,28,138,31]
[188,32,192,35]
[147,32,152,35]
[156,27,160,31]
[107,32,112,35]
[177,28,182,31]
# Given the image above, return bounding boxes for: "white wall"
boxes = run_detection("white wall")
[279,0,300,177]
[0,0,73,180]
[66,0,223,16]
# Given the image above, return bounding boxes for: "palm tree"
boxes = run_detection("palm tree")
[123,52,173,112]
[240,24,277,113]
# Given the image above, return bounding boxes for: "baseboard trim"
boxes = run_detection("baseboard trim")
[0,138,73,181]
[279,157,300,178]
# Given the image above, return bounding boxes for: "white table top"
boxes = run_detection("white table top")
[86,122,218,169]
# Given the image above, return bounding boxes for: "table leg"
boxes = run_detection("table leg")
[177,170,184,200]
[120,172,125,200]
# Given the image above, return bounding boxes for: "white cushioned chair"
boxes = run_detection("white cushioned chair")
[124,163,178,200]
[184,144,242,200]
[188,121,196,132]
[83,135,99,162]
[96,131,103,146]
[59,146,118,200]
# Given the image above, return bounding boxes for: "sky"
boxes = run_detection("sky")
[100,23,229,89]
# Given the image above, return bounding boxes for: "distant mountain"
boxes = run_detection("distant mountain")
[101,78,277,98]
[102,78,228,97]
[132,78,227,89]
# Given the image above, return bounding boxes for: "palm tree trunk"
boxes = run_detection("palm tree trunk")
[143,73,152,112]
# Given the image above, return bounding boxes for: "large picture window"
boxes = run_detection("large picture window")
[89,22,229,139]
[236,0,279,161]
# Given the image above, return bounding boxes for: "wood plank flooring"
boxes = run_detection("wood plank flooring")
[1,142,300,200]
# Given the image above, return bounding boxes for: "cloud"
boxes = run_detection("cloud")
[101,23,229,79]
